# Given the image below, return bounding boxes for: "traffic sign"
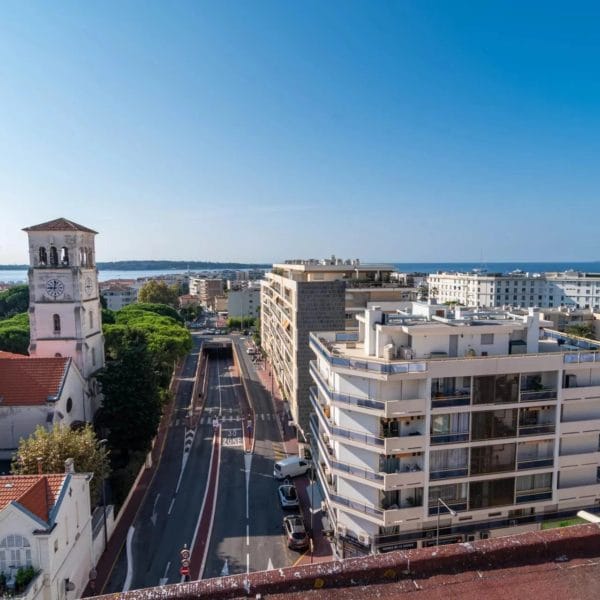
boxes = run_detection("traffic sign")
[180,548,190,560]
[180,566,190,576]
[181,559,190,568]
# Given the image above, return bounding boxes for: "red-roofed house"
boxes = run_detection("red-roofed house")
[0,469,93,599]
[0,354,88,461]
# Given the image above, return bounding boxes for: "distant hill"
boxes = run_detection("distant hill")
[0,260,270,270]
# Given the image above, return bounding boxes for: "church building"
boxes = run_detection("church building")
[0,218,104,461]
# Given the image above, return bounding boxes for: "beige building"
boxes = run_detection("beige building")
[260,258,394,433]
[309,302,600,556]
[189,278,223,309]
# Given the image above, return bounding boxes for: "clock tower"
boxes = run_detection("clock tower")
[23,218,105,381]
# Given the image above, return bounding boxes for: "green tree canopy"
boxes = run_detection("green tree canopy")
[0,285,29,320]
[12,424,110,505]
[98,329,162,456]
[565,324,594,339]
[138,280,179,307]
[0,312,30,355]
[120,302,183,323]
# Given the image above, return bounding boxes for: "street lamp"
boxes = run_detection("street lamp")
[436,497,457,547]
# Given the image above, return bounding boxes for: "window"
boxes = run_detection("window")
[91,347,96,366]
[0,534,32,572]
[481,333,494,345]
[38,247,48,266]
[49,246,59,266]
[53,314,61,334]
[89,311,94,329]
[60,246,69,265]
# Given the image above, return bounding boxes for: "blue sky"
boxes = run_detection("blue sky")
[1,1,599,263]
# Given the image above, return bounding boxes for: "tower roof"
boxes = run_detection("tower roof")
[23,217,98,234]
[0,474,66,523]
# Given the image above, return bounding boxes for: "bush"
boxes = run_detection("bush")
[14,566,36,593]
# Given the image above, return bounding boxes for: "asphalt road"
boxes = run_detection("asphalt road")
[104,332,299,592]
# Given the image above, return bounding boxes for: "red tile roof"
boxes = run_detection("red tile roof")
[0,350,27,359]
[22,217,97,234]
[0,474,66,523]
[0,357,70,406]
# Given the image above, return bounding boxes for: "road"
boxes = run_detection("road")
[104,333,299,592]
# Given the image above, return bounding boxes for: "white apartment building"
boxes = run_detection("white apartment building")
[428,270,600,310]
[99,280,138,311]
[309,302,600,557]
[261,258,394,433]
[227,284,260,319]
[189,277,224,309]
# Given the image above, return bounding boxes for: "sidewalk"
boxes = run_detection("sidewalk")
[253,355,333,566]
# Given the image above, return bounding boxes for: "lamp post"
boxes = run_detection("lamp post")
[436,497,457,547]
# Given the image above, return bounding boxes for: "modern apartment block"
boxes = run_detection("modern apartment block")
[261,258,394,433]
[99,280,139,310]
[189,277,224,309]
[428,270,600,310]
[227,283,260,319]
[308,302,600,557]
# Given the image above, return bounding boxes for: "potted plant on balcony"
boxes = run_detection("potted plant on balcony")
[14,566,36,595]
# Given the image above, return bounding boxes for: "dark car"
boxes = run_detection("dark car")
[283,514,309,550]
[278,483,299,509]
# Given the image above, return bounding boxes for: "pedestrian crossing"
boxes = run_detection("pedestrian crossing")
[197,412,275,425]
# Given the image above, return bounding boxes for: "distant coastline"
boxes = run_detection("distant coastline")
[0,260,271,271]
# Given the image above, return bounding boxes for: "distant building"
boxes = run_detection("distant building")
[260,257,394,434]
[0,469,95,599]
[178,294,201,309]
[189,278,223,309]
[99,280,138,311]
[309,302,600,556]
[227,284,260,319]
[428,271,600,310]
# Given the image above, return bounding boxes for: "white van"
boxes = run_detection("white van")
[273,456,311,479]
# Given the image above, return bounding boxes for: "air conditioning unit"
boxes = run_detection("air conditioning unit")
[337,525,347,536]
[358,534,370,546]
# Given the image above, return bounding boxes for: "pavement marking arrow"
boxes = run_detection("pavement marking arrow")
[220,559,229,577]
[150,493,160,527]
[267,558,274,571]
[244,453,253,519]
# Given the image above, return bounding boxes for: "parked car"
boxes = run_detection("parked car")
[278,483,299,509]
[282,514,309,550]
[273,456,311,479]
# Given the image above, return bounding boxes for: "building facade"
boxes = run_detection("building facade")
[260,258,394,434]
[0,471,94,600]
[189,278,224,309]
[99,280,138,311]
[227,284,261,319]
[309,302,600,556]
[428,271,600,310]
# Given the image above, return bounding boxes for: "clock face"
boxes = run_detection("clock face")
[84,277,94,296]
[46,279,65,299]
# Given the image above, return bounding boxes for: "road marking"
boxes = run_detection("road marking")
[246,524,250,546]
[159,561,171,586]
[220,559,229,577]
[122,526,135,591]
[244,453,253,519]
[246,552,250,574]
[292,548,309,567]
[175,418,180,426]
[260,413,265,420]
[168,497,176,515]
[267,558,274,571]
[151,493,160,526]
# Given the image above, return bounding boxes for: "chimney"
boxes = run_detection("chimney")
[64,458,75,474]
[37,457,43,475]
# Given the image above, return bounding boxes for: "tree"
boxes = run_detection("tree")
[120,302,183,324]
[98,329,162,456]
[12,424,110,505]
[0,285,29,319]
[227,316,256,330]
[138,280,179,307]
[565,324,594,339]
[0,312,30,354]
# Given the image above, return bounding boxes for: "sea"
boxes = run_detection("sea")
[1,262,599,284]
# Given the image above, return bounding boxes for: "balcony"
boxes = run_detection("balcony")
[560,418,600,435]
[557,482,600,502]
[515,489,553,504]
[519,388,557,402]
[385,398,426,418]
[431,390,471,409]
[516,457,554,470]
[559,451,600,469]
[518,423,556,437]
[427,501,467,517]
[383,470,425,489]
[384,433,426,454]
[561,384,600,401]
[429,467,469,480]
[430,432,470,445]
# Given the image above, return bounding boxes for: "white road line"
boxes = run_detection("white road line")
[244,453,252,519]
[246,552,250,574]
[168,497,176,515]
[159,561,171,586]
[246,524,250,546]
[122,526,135,592]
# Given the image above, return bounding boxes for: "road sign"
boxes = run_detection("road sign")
[181,559,190,568]
[180,547,190,560]
[180,565,190,576]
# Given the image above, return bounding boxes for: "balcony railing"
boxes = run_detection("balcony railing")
[427,501,467,516]
[519,388,557,402]
[429,467,469,480]
[430,432,470,445]
[515,489,553,503]
[518,424,556,436]
[431,394,471,408]
[516,457,554,470]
